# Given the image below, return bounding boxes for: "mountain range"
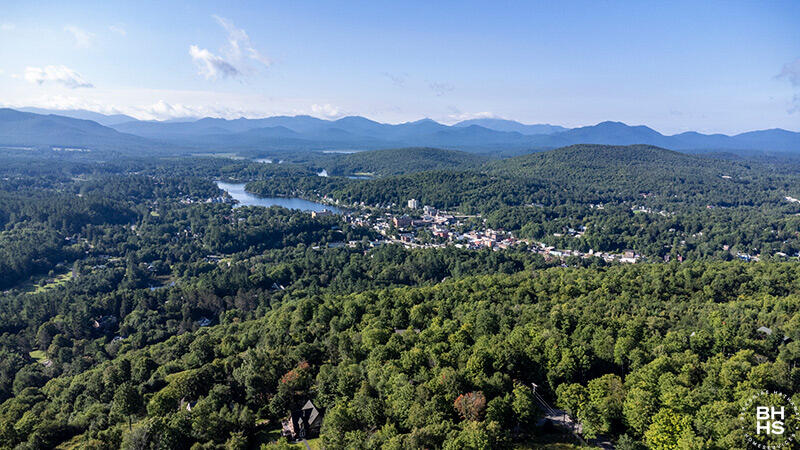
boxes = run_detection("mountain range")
[0,109,151,150]
[15,107,138,126]
[1,107,799,155]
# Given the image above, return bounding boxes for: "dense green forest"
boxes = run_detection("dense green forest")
[0,146,799,449]
[322,148,489,177]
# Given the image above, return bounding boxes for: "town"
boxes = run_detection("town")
[313,197,644,264]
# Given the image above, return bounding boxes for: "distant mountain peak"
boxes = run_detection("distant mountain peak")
[454,118,567,135]
[408,118,440,125]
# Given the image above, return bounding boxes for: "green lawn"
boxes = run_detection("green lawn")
[255,428,323,449]
[513,429,596,449]
[32,271,72,293]
[29,350,47,361]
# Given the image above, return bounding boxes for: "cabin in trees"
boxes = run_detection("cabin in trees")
[281,400,324,440]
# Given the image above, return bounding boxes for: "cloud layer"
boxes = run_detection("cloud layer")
[24,66,93,88]
[311,103,342,119]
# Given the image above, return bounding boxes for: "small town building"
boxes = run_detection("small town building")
[393,216,412,228]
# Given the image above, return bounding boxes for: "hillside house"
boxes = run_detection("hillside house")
[281,400,324,440]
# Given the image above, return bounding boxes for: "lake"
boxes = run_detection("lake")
[216,182,342,213]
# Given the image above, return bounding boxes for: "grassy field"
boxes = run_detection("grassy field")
[515,431,596,449]
[255,427,323,449]
[29,350,47,361]
[30,271,73,294]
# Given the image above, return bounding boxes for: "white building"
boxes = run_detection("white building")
[408,199,420,209]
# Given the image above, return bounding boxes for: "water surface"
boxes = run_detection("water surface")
[217,182,341,213]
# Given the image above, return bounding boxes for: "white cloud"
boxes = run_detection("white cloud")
[0,23,14,31]
[311,103,343,119]
[108,25,127,36]
[142,100,250,120]
[213,15,270,67]
[64,25,94,48]
[778,58,800,114]
[189,45,240,80]
[445,111,496,122]
[778,58,800,86]
[189,16,269,81]
[382,72,408,87]
[24,66,93,88]
[790,94,800,115]
[429,81,454,96]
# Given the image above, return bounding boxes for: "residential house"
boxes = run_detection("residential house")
[281,400,324,440]
[311,210,333,218]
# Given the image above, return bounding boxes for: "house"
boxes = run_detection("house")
[179,397,197,412]
[407,198,419,209]
[311,209,333,218]
[756,326,792,343]
[92,315,118,331]
[281,400,324,440]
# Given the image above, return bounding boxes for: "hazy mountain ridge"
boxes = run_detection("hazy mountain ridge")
[0,108,154,150]
[1,108,799,154]
[15,107,138,126]
[454,118,567,135]
[104,115,800,153]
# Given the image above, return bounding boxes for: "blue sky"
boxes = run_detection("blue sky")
[0,0,798,134]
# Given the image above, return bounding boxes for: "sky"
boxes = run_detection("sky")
[0,0,798,134]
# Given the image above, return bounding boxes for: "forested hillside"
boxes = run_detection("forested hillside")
[2,261,799,449]
[324,148,489,177]
[0,147,799,449]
